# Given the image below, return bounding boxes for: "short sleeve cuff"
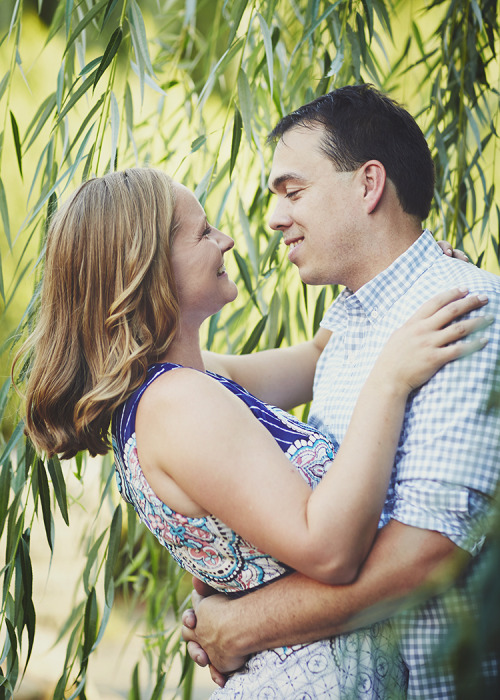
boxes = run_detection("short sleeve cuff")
[390,480,494,555]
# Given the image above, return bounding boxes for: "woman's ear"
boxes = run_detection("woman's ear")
[360,160,386,213]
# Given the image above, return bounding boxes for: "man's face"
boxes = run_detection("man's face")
[268,125,365,289]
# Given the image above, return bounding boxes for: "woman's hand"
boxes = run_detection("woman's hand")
[437,240,469,262]
[378,288,492,394]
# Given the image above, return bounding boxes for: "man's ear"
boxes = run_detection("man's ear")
[360,160,386,213]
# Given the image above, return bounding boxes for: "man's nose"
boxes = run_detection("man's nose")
[268,201,292,231]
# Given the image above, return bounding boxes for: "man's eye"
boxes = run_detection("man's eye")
[202,226,212,237]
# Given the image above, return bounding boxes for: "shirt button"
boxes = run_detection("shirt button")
[371,309,379,319]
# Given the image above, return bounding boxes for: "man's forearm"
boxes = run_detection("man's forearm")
[194,520,465,668]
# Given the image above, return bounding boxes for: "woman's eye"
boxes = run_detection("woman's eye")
[285,190,300,199]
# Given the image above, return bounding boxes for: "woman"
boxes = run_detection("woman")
[16,168,490,697]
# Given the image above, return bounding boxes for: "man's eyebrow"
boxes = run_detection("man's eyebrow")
[268,172,307,193]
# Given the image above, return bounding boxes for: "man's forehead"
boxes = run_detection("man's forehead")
[268,126,328,190]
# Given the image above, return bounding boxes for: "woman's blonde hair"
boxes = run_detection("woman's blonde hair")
[14,168,179,458]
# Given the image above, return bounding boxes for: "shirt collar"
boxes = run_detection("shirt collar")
[321,230,443,329]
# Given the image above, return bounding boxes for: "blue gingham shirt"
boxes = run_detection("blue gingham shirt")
[309,230,500,698]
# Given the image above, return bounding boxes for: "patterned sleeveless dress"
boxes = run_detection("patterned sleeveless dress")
[112,362,407,699]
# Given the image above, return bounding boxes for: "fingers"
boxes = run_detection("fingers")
[435,313,493,348]
[209,665,227,688]
[182,608,196,630]
[192,576,218,597]
[438,240,470,262]
[191,589,204,610]
[187,640,210,667]
[411,289,489,327]
[428,293,489,330]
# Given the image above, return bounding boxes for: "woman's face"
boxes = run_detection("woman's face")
[170,183,238,325]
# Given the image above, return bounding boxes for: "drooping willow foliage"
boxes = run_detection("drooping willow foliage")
[0,0,498,697]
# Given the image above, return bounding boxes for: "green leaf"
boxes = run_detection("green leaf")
[104,505,122,606]
[239,315,268,354]
[190,135,206,152]
[312,287,327,334]
[233,248,254,299]
[229,107,242,177]
[237,69,253,148]
[225,0,248,47]
[10,111,22,178]
[267,289,281,348]
[65,0,74,37]
[83,530,107,594]
[109,90,120,170]
[256,12,274,97]
[0,252,4,302]
[101,0,119,30]
[56,70,98,124]
[0,178,11,249]
[0,71,10,102]
[47,456,69,525]
[56,60,65,111]
[36,459,53,551]
[198,37,245,107]
[0,421,24,468]
[93,26,122,91]
[64,0,109,56]
[24,92,57,151]
[130,663,141,699]
[0,459,11,540]
[128,0,155,76]
[151,673,166,700]
[82,587,98,662]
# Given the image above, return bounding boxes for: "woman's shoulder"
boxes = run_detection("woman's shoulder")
[139,363,236,416]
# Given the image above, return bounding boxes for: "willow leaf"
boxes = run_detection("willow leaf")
[101,0,119,30]
[237,69,253,148]
[0,421,24,467]
[47,456,69,526]
[198,37,245,107]
[0,459,11,540]
[0,254,4,304]
[64,0,109,56]
[65,0,74,37]
[226,0,248,47]
[312,287,327,334]
[239,315,268,354]
[82,530,107,594]
[82,587,98,662]
[128,0,155,76]
[0,178,11,249]
[233,248,254,298]
[109,90,120,170]
[93,26,122,91]
[256,12,274,97]
[36,459,53,551]
[0,71,9,102]
[104,505,122,606]
[10,111,22,178]
[56,70,98,125]
[24,93,57,152]
[229,106,242,177]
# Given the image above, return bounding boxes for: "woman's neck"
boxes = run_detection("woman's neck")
[159,324,205,371]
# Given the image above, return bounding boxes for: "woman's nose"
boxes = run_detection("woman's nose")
[216,229,234,252]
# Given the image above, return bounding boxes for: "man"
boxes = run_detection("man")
[182,85,500,697]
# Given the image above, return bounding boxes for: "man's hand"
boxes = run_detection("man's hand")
[181,578,248,687]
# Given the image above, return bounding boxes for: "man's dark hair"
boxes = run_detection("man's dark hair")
[268,84,435,222]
